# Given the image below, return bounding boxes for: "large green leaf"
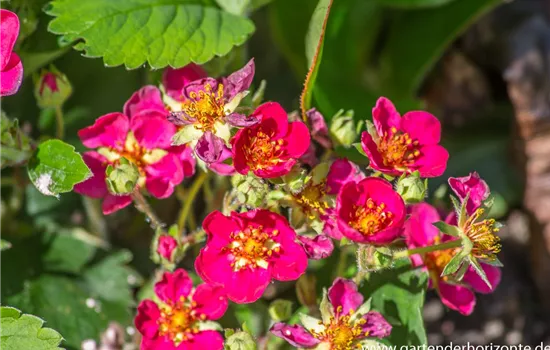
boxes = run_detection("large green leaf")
[27,139,91,197]
[374,0,457,8]
[379,0,500,98]
[0,306,64,350]
[361,261,429,346]
[45,0,255,69]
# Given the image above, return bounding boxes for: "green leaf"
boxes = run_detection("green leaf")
[27,139,91,197]
[362,260,428,346]
[379,0,500,98]
[42,233,96,274]
[440,251,465,277]
[432,221,461,237]
[0,306,64,350]
[45,0,255,69]
[301,0,333,118]
[374,0,456,8]
[216,0,250,15]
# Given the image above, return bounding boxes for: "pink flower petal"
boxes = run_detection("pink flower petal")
[140,337,176,350]
[223,266,272,304]
[185,330,224,350]
[412,144,449,178]
[251,102,289,138]
[74,151,109,198]
[157,235,177,260]
[223,58,255,100]
[400,111,442,145]
[285,121,311,158]
[298,234,334,260]
[372,97,401,136]
[271,241,308,281]
[195,131,224,163]
[170,145,196,178]
[162,64,207,101]
[0,53,23,96]
[360,132,395,175]
[202,210,240,247]
[78,113,129,150]
[463,263,501,294]
[438,282,476,316]
[123,86,166,118]
[361,311,392,339]
[194,248,234,287]
[206,145,235,176]
[154,269,193,303]
[328,278,364,316]
[134,300,161,339]
[191,283,228,320]
[306,108,332,149]
[326,158,365,195]
[102,194,132,215]
[145,154,183,198]
[226,112,260,127]
[448,172,490,215]
[0,10,19,70]
[131,111,176,150]
[403,203,441,248]
[231,128,250,175]
[270,323,320,347]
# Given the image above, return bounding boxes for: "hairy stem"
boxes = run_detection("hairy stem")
[393,239,463,259]
[131,190,164,230]
[54,106,64,140]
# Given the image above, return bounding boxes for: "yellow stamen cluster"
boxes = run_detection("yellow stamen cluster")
[158,296,205,346]
[243,130,285,171]
[425,237,456,282]
[349,199,393,236]
[180,83,225,132]
[225,226,281,271]
[378,127,420,169]
[464,208,501,261]
[293,180,329,219]
[310,306,368,350]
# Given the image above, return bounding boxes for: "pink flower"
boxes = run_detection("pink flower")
[135,269,228,350]
[336,177,406,244]
[232,102,310,178]
[297,234,334,260]
[361,97,449,177]
[157,235,178,260]
[403,203,502,315]
[163,64,208,101]
[169,59,256,163]
[448,172,490,215]
[74,111,195,214]
[195,209,308,303]
[271,278,391,348]
[326,158,365,195]
[1,10,23,96]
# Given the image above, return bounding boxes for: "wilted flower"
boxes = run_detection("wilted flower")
[162,64,208,102]
[449,172,490,216]
[1,10,23,96]
[403,203,501,315]
[336,177,406,244]
[232,102,310,178]
[271,278,391,349]
[297,234,334,260]
[135,269,228,350]
[169,59,256,163]
[361,97,449,177]
[74,111,195,214]
[195,209,308,303]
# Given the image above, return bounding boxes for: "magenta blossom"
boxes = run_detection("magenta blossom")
[336,177,406,244]
[361,97,449,177]
[232,102,310,178]
[1,10,23,96]
[271,278,391,348]
[74,111,195,214]
[169,59,256,163]
[163,64,208,101]
[297,234,334,260]
[195,209,308,303]
[403,203,501,315]
[135,269,228,350]
[157,235,178,261]
[449,172,490,215]
[326,158,365,195]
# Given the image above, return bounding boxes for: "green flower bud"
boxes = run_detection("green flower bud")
[33,66,72,109]
[105,158,140,195]
[396,171,427,204]
[225,331,256,350]
[329,109,358,147]
[268,299,293,321]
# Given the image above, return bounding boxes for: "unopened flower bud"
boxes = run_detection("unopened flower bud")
[329,109,358,147]
[105,158,140,195]
[33,66,72,108]
[268,299,293,322]
[157,235,178,261]
[357,245,393,272]
[225,331,256,350]
[396,171,427,204]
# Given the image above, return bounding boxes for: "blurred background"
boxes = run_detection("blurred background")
[2,0,550,348]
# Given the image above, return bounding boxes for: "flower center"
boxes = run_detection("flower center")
[463,208,501,261]
[243,130,285,171]
[225,225,281,271]
[378,127,420,170]
[180,83,225,132]
[349,199,393,236]
[158,297,199,345]
[310,306,367,349]
[293,181,329,218]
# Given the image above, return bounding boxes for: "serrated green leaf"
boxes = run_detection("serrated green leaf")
[468,256,492,289]
[483,257,504,267]
[45,0,255,69]
[374,0,456,8]
[0,306,64,350]
[27,139,91,197]
[42,233,96,274]
[432,221,461,238]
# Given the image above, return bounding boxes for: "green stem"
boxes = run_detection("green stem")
[393,239,462,259]
[177,171,209,231]
[131,190,164,230]
[54,106,64,140]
